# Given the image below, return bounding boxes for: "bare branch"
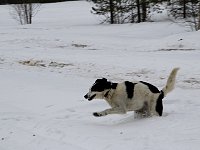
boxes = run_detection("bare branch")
[10,2,41,25]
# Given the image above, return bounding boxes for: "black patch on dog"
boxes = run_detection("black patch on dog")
[140,81,160,93]
[104,83,118,98]
[91,78,110,92]
[93,112,100,117]
[91,78,117,92]
[93,112,105,117]
[104,91,110,98]
[156,90,164,116]
[111,83,118,89]
[125,81,137,99]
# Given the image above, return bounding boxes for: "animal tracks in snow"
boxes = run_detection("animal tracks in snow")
[19,59,74,68]
[16,58,200,89]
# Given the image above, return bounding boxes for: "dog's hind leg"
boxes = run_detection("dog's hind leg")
[134,102,150,118]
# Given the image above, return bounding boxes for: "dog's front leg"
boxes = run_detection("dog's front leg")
[93,107,126,117]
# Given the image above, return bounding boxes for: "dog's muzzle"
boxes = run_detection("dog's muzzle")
[84,94,89,99]
[84,93,96,101]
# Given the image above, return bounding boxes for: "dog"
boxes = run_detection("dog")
[84,68,179,118]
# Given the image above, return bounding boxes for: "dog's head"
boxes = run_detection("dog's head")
[84,78,111,101]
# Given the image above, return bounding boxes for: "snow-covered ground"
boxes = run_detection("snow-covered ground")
[0,1,200,150]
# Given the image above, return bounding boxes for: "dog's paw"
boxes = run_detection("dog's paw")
[93,112,103,117]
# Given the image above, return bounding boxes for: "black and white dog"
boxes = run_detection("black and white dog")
[84,68,179,118]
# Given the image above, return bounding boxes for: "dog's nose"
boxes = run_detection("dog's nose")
[84,94,88,99]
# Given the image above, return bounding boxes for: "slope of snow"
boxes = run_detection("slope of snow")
[0,1,200,150]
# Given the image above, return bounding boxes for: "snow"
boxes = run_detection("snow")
[0,1,200,150]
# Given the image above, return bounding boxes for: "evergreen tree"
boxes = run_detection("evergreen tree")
[91,0,149,24]
[169,0,200,30]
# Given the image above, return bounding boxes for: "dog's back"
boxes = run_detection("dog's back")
[111,68,179,116]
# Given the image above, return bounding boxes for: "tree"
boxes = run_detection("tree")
[110,0,114,24]
[169,0,199,19]
[136,0,141,22]
[169,0,200,30]
[92,0,142,24]
[91,0,118,24]
[189,0,200,30]
[141,0,148,22]
[91,0,152,24]
[198,3,200,30]
[10,0,41,25]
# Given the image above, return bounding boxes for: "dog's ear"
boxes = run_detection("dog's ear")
[101,78,107,82]
[95,78,107,83]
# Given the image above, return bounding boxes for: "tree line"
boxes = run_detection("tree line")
[3,0,200,30]
[91,0,200,30]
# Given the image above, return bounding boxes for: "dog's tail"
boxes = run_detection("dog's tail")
[156,68,179,116]
[161,67,179,97]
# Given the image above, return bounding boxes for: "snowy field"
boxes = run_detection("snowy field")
[1,1,200,150]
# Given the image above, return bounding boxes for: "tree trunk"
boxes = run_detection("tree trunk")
[109,0,114,24]
[198,4,200,30]
[28,4,32,24]
[141,0,146,22]
[183,0,186,18]
[136,0,141,23]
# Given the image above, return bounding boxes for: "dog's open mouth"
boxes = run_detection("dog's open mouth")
[88,94,96,101]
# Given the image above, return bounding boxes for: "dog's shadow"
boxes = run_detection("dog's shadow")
[93,112,169,126]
